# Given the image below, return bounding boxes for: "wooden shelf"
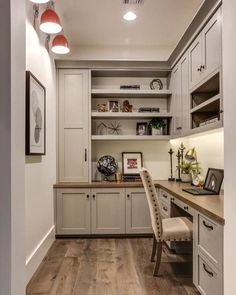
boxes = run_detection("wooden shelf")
[190,95,220,113]
[91,112,172,118]
[91,135,171,141]
[91,89,172,98]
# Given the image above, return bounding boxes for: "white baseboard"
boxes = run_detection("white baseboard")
[26,225,55,284]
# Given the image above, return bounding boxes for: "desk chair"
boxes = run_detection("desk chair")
[140,168,193,276]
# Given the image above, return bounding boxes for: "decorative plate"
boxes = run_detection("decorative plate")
[97,155,118,177]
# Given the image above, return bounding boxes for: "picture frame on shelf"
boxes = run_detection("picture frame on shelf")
[122,152,143,177]
[136,122,148,135]
[108,100,119,112]
[25,71,46,155]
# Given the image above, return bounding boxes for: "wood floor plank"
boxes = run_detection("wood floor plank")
[27,238,199,295]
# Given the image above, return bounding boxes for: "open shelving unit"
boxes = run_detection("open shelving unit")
[91,69,173,140]
[190,72,222,130]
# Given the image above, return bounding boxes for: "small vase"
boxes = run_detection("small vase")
[152,127,163,136]
[181,173,192,183]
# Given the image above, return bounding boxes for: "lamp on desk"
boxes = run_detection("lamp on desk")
[185,148,203,186]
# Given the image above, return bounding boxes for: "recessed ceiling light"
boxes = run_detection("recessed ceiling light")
[123,11,137,21]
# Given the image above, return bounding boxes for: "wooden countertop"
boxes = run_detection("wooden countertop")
[54,180,224,225]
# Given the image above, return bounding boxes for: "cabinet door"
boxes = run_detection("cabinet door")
[201,8,222,80]
[180,55,191,133]
[171,65,182,136]
[56,189,91,235]
[189,35,202,89]
[91,188,125,234]
[126,188,152,234]
[58,69,90,182]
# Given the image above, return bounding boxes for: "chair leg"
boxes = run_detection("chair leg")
[153,242,163,277]
[151,235,157,262]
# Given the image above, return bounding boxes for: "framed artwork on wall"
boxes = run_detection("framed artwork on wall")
[25,71,46,155]
[122,152,143,177]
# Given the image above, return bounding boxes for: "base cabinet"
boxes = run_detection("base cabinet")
[126,188,152,234]
[56,187,152,235]
[91,188,125,234]
[56,188,91,235]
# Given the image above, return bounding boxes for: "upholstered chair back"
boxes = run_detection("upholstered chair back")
[140,168,163,241]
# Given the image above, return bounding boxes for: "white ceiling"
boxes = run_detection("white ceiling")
[55,0,204,61]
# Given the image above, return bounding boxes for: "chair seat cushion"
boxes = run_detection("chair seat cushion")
[162,217,193,242]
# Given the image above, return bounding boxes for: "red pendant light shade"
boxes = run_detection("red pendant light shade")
[51,35,70,54]
[40,9,62,34]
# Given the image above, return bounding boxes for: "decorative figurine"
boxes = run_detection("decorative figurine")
[168,148,175,181]
[97,104,107,112]
[122,100,133,112]
[108,121,122,135]
[176,149,182,182]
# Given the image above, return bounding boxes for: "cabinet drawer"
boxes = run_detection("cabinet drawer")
[197,213,223,269]
[160,201,170,218]
[159,189,170,204]
[196,254,223,295]
[171,197,194,216]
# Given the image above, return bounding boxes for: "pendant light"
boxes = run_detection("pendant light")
[29,0,50,3]
[51,35,70,54]
[40,8,62,34]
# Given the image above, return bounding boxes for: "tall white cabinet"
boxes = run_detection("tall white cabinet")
[58,69,90,182]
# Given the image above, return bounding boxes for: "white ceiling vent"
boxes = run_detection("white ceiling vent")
[123,0,144,4]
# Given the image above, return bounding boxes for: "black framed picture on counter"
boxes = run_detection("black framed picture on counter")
[122,152,143,177]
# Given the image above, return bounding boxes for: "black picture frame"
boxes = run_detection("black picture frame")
[122,152,143,177]
[136,122,148,135]
[108,100,119,112]
[26,71,46,155]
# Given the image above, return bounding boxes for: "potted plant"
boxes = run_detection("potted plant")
[148,118,166,135]
[177,161,200,183]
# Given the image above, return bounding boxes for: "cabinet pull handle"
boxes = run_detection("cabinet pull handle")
[176,127,182,130]
[201,65,205,70]
[163,206,168,212]
[184,206,189,211]
[197,67,201,72]
[171,198,175,202]
[203,220,214,230]
[85,149,87,162]
[163,194,167,199]
[203,263,214,277]
[220,110,224,114]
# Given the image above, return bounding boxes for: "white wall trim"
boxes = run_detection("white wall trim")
[26,225,55,284]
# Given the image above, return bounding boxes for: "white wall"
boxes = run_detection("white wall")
[92,141,171,180]
[222,1,236,294]
[25,3,56,283]
[170,129,224,178]
[0,0,26,294]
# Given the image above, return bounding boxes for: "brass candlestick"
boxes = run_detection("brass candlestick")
[168,148,175,181]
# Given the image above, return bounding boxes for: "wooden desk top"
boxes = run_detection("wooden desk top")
[54,180,224,225]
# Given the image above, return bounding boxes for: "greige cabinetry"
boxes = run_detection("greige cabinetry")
[56,188,91,235]
[189,8,222,90]
[171,52,189,136]
[58,69,90,182]
[126,188,152,234]
[193,211,223,295]
[56,187,152,235]
[91,188,125,234]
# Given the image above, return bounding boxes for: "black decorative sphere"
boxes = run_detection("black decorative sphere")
[97,155,118,177]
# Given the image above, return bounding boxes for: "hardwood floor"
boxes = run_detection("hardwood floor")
[27,238,199,295]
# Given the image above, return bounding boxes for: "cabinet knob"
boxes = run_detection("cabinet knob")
[127,194,130,198]
[184,206,188,211]
[87,194,90,199]
[171,198,175,202]
[92,194,95,199]
[197,67,201,72]
[201,65,205,70]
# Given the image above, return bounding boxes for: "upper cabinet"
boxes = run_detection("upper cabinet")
[189,8,222,90]
[58,69,90,182]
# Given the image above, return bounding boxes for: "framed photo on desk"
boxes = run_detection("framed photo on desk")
[122,152,143,177]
